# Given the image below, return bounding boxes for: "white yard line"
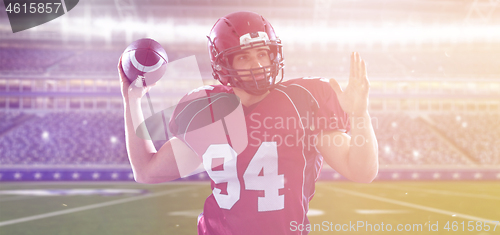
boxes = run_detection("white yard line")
[377,184,500,201]
[0,186,198,227]
[321,185,499,225]
[0,195,36,203]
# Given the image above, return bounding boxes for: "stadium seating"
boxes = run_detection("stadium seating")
[429,113,500,165]
[0,112,498,166]
[0,45,498,168]
[51,50,122,75]
[0,112,128,165]
[372,113,474,166]
[0,48,74,74]
[1,45,498,79]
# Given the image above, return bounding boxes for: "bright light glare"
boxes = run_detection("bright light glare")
[42,131,49,139]
[57,17,500,44]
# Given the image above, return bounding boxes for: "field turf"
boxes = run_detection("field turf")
[0,181,499,234]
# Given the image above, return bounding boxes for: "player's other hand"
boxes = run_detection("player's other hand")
[117,55,156,102]
[329,52,370,117]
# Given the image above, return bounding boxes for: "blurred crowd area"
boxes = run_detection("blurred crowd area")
[0,48,121,76]
[0,112,127,165]
[1,47,499,104]
[0,42,498,168]
[429,113,500,165]
[1,0,499,173]
[0,48,196,77]
[0,45,499,80]
[0,111,498,167]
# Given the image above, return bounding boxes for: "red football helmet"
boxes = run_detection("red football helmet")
[207,11,285,95]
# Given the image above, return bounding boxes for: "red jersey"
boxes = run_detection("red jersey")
[169,77,350,235]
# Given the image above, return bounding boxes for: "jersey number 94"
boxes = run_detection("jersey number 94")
[203,142,284,212]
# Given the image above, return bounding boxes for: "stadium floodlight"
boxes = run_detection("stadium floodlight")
[278,23,500,45]
[42,131,49,140]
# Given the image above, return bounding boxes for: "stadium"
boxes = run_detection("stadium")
[0,0,499,234]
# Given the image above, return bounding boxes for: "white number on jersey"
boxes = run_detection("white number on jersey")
[243,142,284,211]
[203,144,240,210]
[202,142,285,212]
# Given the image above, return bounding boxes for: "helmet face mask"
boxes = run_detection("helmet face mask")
[208,11,285,95]
[215,40,283,95]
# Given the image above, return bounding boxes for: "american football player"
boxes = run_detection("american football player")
[119,11,378,235]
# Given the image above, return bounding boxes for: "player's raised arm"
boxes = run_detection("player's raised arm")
[118,57,199,184]
[316,52,379,183]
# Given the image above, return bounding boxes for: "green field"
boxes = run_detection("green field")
[0,181,499,234]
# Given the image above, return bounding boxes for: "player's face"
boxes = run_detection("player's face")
[231,47,271,81]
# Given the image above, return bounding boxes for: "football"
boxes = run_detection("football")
[121,38,168,86]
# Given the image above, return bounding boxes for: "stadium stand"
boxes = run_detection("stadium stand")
[51,50,123,75]
[373,113,474,166]
[0,112,128,165]
[0,112,33,134]
[1,111,495,167]
[0,48,74,74]
[2,45,498,79]
[428,113,500,165]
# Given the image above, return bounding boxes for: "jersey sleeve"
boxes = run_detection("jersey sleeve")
[168,85,247,156]
[168,85,219,155]
[168,85,215,138]
[300,77,351,134]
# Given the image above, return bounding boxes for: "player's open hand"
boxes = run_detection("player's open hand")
[329,52,370,117]
[117,55,155,102]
